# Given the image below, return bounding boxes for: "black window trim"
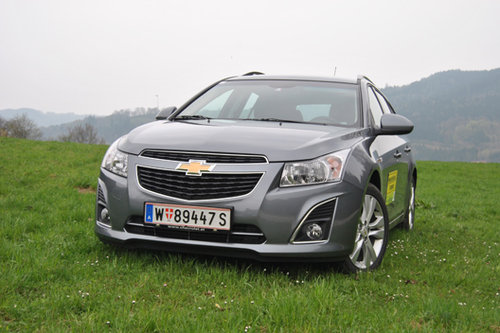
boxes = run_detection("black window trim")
[370,85,396,114]
[366,85,384,129]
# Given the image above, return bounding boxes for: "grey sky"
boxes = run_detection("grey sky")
[1,0,499,115]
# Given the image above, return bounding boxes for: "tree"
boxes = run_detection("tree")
[59,123,105,144]
[4,114,42,139]
[0,116,7,137]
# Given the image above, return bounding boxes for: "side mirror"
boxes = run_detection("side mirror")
[155,106,177,120]
[379,114,414,135]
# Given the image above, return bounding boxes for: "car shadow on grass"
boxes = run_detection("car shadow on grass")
[103,243,347,278]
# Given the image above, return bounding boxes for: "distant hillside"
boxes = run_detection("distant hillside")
[0,108,86,127]
[41,108,159,143]
[382,68,500,162]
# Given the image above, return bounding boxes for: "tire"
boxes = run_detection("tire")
[401,178,415,231]
[343,183,389,273]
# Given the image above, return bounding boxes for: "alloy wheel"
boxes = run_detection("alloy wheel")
[407,184,415,229]
[349,193,386,270]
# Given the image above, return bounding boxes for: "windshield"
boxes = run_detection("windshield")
[176,80,360,127]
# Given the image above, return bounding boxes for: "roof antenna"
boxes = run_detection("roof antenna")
[334,66,337,76]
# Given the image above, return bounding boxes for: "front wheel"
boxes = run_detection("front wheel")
[343,184,389,273]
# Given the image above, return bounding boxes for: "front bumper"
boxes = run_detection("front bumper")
[96,221,351,262]
[95,154,364,262]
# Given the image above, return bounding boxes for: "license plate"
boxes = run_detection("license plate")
[144,202,231,231]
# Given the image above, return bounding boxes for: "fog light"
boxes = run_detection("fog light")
[305,223,323,240]
[100,208,110,224]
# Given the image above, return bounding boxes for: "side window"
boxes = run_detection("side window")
[368,87,383,127]
[198,89,234,117]
[374,90,393,115]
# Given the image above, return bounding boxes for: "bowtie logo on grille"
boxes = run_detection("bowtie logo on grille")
[175,160,215,176]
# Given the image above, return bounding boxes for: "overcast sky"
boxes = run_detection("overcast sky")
[1,0,499,115]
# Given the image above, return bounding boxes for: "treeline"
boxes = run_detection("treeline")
[0,114,42,140]
[0,114,104,144]
[40,108,159,144]
[1,107,162,145]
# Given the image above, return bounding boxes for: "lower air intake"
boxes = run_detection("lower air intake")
[125,217,266,244]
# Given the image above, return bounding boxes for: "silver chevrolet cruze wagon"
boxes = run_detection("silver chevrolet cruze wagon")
[95,73,416,272]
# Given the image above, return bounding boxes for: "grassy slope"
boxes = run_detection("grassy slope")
[0,137,499,332]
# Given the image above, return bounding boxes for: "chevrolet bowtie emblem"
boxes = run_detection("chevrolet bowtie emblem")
[175,160,215,176]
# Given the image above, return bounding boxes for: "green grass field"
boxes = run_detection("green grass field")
[1,137,499,332]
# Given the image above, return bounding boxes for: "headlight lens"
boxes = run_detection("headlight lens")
[280,149,350,187]
[101,138,128,177]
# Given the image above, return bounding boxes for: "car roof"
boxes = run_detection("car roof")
[225,74,359,85]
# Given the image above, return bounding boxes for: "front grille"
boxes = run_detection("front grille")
[125,217,266,244]
[137,166,263,200]
[140,150,268,164]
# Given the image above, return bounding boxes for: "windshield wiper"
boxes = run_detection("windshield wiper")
[248,118,305,124]
[174,115,211,121]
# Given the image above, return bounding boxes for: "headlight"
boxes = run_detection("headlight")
[280,149,350,187]
[101,138,128,177]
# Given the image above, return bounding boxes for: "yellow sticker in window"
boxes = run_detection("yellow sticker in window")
[386,170,398,204]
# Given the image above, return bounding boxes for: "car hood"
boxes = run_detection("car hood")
[119,120,364,162]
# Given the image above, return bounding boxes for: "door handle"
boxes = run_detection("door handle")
[394,151,402,159]
[404,146,412,153]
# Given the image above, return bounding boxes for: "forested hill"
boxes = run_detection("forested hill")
[382,68,500,162]
[40,108,158,144]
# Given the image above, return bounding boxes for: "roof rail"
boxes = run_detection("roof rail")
[242,71,264,76]
[357,75,374,84]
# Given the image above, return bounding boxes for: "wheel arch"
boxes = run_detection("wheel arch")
[368,169,381,191]
[412,167,417,189]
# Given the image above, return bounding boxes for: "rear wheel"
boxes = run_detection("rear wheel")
[343,184,389,273]
[401,178,415,230]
